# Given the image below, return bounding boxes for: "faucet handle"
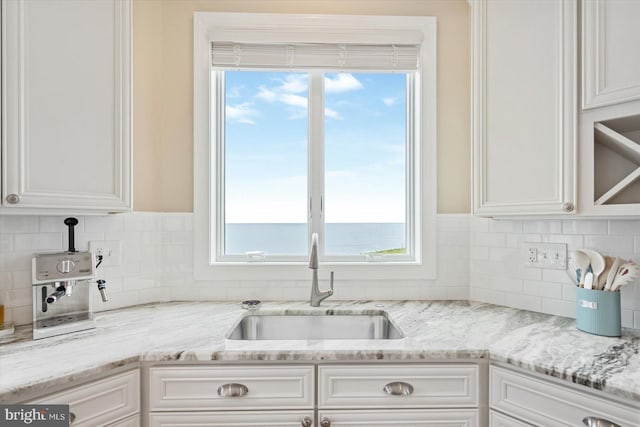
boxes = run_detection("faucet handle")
[329,271,335,294]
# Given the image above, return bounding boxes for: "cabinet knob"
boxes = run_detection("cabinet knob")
[6,193,20,204]
[217,383,249,397]
[69,412,76,424]
[383,381,414,396]
[562,202,575,212]
[320,417,331,427]
[583,417,621,427]
[301,416,313,427]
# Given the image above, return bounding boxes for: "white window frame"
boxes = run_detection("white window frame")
[194,12,437,281]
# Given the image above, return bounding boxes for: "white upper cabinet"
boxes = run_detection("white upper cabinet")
[2,0,132,212]
[578,0,640,216]
[472,0,577,216]
[582,0,640,109]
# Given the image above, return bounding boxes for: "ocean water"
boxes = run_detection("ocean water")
[225,223,405,255]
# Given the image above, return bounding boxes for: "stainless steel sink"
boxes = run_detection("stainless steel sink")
[226,313,405,340]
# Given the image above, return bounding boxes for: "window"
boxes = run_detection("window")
[194,13,436,281]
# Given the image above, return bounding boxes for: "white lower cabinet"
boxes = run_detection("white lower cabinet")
[490,365,640,427]
[149,411,314,427]
[147,363,482,427]
[107,414,141,427]
[318,364,480,427]
[28,369,140,427]
[489,411,531,427]
[318,410,479,426]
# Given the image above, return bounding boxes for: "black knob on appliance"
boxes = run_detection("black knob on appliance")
[64,217,79,252]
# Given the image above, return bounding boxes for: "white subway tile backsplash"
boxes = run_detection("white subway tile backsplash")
[562,219,608,235]
[13,233,63,251]
[608,220,640,235]
[506,293,542,312]
[491,277,523,293]
[162,216,185,232]
[505,233,542,248]
[541,298,575,318]
[489,220,523,233]
[523,280,563,300]
[561,284,576,302]
[0,216,39,233]
[584,235,635,256]
[0,234,13,252]
[84,216,123,233]
[472,232,506,247]
[523,220,562,234]
[0,213,638,331]
[541,269,574,285]
[622,310,634,329]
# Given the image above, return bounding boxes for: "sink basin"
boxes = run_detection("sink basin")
[226,313,405,340]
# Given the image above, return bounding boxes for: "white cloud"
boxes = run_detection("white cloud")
[227,85,243,98]
[256,86,277,102]
[279,74,308,93]
[226,102,258,124]
[279,93,308,108]
[255,83,309,120]
[325,107,342,120]
[325,73,363,93]
[383,97,397,106]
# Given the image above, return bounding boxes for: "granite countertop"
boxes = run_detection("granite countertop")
[0,300,639,404]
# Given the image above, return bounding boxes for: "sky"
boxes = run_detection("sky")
[222,71,407,224]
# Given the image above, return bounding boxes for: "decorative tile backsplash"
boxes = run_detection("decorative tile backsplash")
[1,213,639,330]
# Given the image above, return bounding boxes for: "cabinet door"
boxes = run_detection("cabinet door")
[583,0,640,109]
[472,0,576,216]
[28,370,140,427]
[318,410,478,427]
[490,366,640,427]
[149,411,314,427]
[489,410,530,427]
[1,0,132,212]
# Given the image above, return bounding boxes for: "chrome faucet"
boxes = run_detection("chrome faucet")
[309,233,334,307]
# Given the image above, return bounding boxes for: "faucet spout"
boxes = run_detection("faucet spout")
[309,233,334,307]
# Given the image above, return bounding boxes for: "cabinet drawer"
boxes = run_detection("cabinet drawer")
[148,365,314,411]
[490,410,531,427]
[318,364,479,409]
[490,366,640,427]
[29,370,139,427]
[149,411,314,427]
[107,414,140,427]
[318,409,478,426]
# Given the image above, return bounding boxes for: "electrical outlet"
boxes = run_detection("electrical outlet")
[89,241,122,267]
[524,242,567,270]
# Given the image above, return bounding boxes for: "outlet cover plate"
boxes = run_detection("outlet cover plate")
[89,240,122,267]
[523,242,567,270]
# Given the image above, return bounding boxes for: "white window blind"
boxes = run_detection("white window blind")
[211,42,420,71]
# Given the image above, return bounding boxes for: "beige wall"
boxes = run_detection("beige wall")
[133,0,470,213]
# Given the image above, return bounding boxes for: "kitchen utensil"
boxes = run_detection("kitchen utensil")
[604,257,622,291]
[583,249,605,290]
[597,256,614,290]
[584,272,594,290]
[574,250,591,287]
[610,263,640,291]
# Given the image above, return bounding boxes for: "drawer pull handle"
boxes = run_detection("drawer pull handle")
[69,412,76,424]
[301,416,313,427]
[217,383,249,397]
[583,417,621,427]
[320,417,331,427]
[383,381,414,396]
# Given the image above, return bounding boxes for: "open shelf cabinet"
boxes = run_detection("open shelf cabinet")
[581,106,640,216]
